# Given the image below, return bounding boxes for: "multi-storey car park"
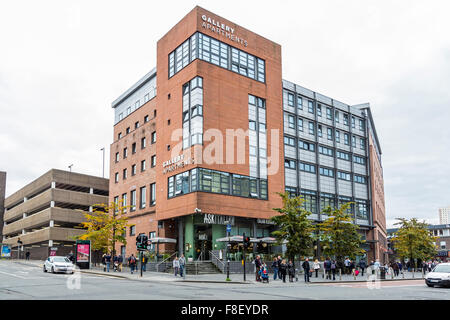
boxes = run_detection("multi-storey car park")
[2,169,108,260]
[109,6,387,264]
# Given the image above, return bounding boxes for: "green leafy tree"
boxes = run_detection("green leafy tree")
[271,192,315,262]
[318,202,366,265]
[75,201,130,256]
[391,218,437,270]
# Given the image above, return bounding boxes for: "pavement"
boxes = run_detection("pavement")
[10,259,428,285]
[1,259,449,300]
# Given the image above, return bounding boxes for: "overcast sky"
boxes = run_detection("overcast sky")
[1,0,449,228]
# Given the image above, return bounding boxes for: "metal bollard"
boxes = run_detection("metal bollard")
[339,268,342,280]
[402,271,405,279]
[353,269,356,280]
[391,268,394,280]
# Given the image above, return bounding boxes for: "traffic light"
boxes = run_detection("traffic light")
[243,235,250,249]
[136,234,148,251]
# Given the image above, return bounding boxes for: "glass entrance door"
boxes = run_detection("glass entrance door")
[194,225,212,260]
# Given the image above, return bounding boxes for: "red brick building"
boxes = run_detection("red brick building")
[109,6,386,263]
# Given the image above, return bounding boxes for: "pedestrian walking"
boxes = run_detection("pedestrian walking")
[128,254,136,274]
[25,251,30,260]
[142,254,148,272]
[302,258,311,283]
[324,258,332,279]
[101,253,106,272]
[331,260,337,280]
[179,254,186,277]
[280,259,287,283]
[350,260,355,275]
[254,255,262,282]
[391,261,399,277]
[118,254,123,272]
[358,259,367,276]
[277,256,282,279]
[113,255,119,272]
[105,252,111,272]
[313,259,320,278]
[287,260,295,282]
[344,257,351,274]
[173,256,180,276]
[271,257,279,281]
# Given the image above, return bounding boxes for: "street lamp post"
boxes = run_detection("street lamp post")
[100,148,105,178]
[225,221,231,281]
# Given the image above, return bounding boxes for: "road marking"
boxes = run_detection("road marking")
[0,270,27,279]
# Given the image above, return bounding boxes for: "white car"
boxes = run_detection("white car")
[425,263,450,287]
[43,256,75,274]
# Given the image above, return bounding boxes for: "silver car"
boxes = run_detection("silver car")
[425,263,450,287]
[43,256,75,274]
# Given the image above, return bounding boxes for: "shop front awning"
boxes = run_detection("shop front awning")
[216,236,287,244]
[148,237,177,244]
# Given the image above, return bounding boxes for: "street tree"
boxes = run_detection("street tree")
[318,202,366,266]
[391,218,437,270]
[271,192,315,262]
[75,201,130,257]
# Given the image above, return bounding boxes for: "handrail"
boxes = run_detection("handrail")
[156,251,178,272]
[209,251,225,273]
[194,251,204,275]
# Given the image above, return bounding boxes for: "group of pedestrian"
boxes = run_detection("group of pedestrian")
[173,254,186,277]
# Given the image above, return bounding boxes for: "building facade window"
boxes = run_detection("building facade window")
[140,186,146,209]
[319,145,333,156]
[337,151,350,161]
[141,160,146,172]
[130,225,136,236]
[337,171,351,181]
[151,155,156,168]
[354,175,367,184]
[183,76,204,149]
[151,131,156,144]
[298,118,303,132]
[308,101,314,114]
[297,96,303,110]
[130,190,136,211]
[141,137,146,149]
[355,200,368,220]
[115,172,119,183]
[169,32,265,83]
[248,95,267,180]
[122,193,127,213]
[131,164,136,176]
[299,162,316,173]
[319,167,334,177]
[301,190,317,214]
[150,183,156,206]
[299,140,315,152]
[115,152,119,163]
[167,168,268,200]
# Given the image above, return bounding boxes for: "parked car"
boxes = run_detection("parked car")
[425,263,450,287]
[43,256,75,274]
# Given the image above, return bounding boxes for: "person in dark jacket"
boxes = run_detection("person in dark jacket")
[271,257,279,281]
[287,260,295,282]
[254,255,262,281]
[279,259,287,283]
[358,259,367,276]
[277,256,282,279]
[324,258,332,279]
[331,260,337,280]
[128,254,137,274]
[391,261,399,277]
[302,258,311,283]
[105,252,112,272]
